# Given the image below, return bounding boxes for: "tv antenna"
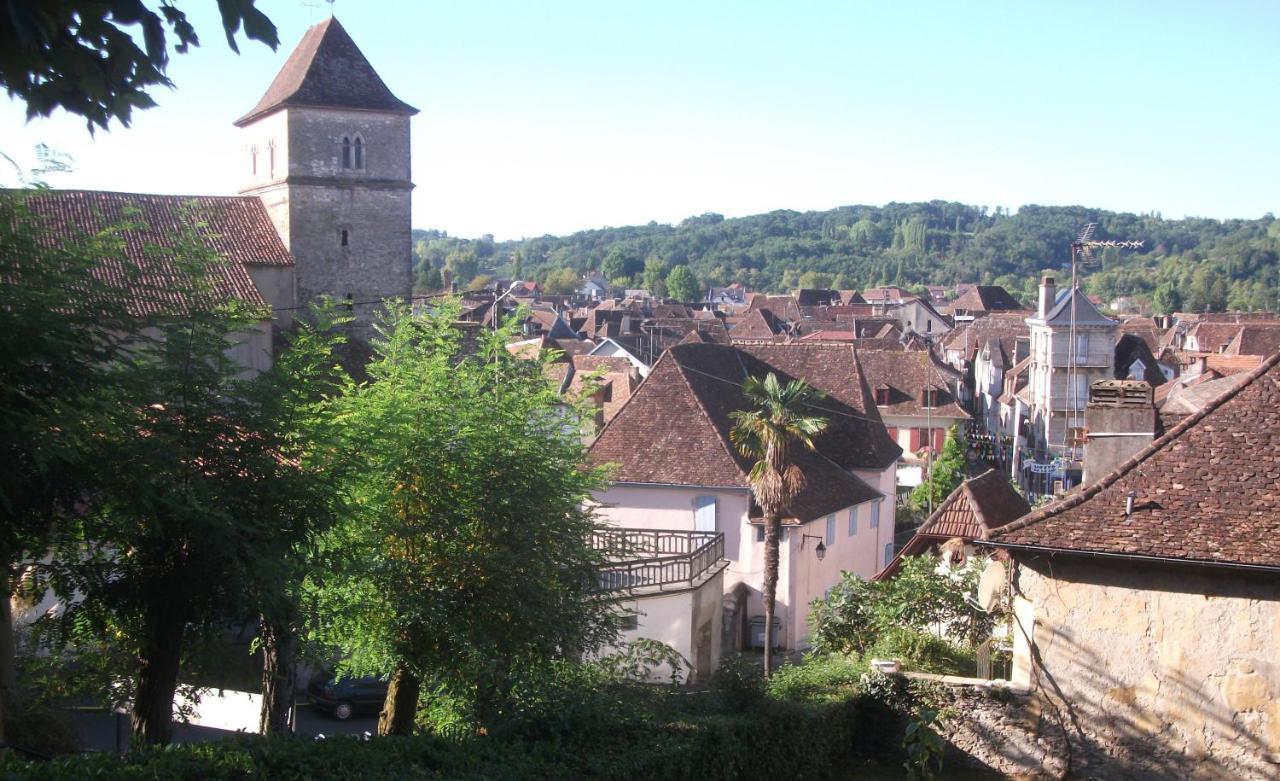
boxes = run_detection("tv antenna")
[1060,222,1144,470]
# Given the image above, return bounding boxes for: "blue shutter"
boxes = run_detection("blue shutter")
[870,500,881,528]
[825,514,835,545]
[694,495,717,532]
[848,507,858,536]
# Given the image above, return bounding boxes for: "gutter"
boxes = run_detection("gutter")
[976,539,1280,575]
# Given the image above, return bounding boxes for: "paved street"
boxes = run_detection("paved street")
[69,703,378,752]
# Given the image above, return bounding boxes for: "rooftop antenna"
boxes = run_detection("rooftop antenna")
[1060,223,1144,466]
[302,0,321,22]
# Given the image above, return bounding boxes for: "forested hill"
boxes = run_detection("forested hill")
[413,201,1280,314]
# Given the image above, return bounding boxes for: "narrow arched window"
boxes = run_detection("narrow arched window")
[340,229,349,247]
[353,136,364,169]
[341,136,352,169]
[267,141,275,178]
[250,147,257,176]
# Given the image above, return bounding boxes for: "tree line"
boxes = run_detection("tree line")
[414,202,1280,313]
[1,190,616,747]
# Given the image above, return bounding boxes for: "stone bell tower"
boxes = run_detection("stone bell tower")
[235,16,417,322]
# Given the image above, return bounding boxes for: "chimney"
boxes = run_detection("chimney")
[1083,380,1156,485]
[1038,275,1057,319]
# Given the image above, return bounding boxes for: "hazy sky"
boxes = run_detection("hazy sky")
[3,1,1278,239]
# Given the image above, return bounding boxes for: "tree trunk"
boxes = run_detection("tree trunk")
[131,601,185,746]
[377,662,420,736]
[257,615,297,735]
[762,513,781,678]
[0,566,15,748]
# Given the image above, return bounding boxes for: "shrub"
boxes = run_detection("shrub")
[767,653,866,702]
[707,652,764,710]
[867,628,976,677]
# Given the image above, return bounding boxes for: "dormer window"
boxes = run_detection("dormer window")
[875,384,891,406]
[921,387,938,408]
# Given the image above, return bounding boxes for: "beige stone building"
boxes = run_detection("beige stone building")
[986,350,1280,779]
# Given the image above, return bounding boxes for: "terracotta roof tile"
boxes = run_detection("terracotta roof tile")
[990,350,1280,569]
[1222,324,1280,357]
[949,285,1025,313]
[856,349,968,419]
[16,189,291,315]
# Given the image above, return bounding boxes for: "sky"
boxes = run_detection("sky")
[3,1,1279,240]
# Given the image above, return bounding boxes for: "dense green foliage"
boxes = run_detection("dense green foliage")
[808,555,993,670]
[908,426,968,513]
[413,203,1280,312]
[0,659,912,780]
[1,1,278,131]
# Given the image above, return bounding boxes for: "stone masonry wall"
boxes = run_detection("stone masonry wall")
[1014,556,1280,780]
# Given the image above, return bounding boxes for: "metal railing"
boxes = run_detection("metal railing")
[591,529,724,592]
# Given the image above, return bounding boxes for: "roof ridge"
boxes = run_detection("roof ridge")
[994,348,1280,538]
[584,349,666,454]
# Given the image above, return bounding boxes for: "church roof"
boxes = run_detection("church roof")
[13,190,290,316]
[235,17,418,126]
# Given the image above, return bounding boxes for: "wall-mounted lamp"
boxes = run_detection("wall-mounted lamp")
[801,534,827,561]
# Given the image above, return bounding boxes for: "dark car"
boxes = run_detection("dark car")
[306,672,389,720]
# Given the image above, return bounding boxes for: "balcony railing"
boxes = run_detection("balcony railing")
[590,528,725,593]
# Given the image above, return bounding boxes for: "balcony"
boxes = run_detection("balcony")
[590,528,727,594]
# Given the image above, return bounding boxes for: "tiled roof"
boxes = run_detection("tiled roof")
[876,469,1029,579]
[942,313,1028,364]
[1187,322,1244,353]
[990,350,1280,570]
[587,343,884,519]
[16,189,292,315]
[1114,333,1166,386]
[1222,324,1280,357]
[747,294,801,321]
[796,289,841,307]
[236,17,417,126]
[949,285,1025,312]
[856,349,968,420]
[729,309,784,339]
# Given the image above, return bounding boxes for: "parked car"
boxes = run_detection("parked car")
[306,671,389,720]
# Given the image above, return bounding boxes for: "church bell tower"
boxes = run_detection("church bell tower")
[235,17,417,322]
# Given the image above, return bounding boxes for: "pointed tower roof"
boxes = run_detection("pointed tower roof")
[235,17,418,126]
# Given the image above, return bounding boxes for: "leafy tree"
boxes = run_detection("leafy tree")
[416,266,443,292]
[541,267,579,295]
[444,248,479,286]
[797,271,833,290]
[1151,283,1183,315]
[729,373,827,677]
[39,217,294,745]
[1,1,278,131]
[909,425,966,514]
[307,302,617,735]
[641,256,668,298]
[665,264,700,302]
[0,189,147,744]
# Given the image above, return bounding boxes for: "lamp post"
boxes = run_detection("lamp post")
[800,534,827,561]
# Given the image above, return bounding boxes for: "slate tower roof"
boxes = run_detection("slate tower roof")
[235,17,418,126]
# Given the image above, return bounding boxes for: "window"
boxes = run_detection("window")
[825,514,835,546]
[848,506,858,536]
[755,526,788,542]
[884,542,895,567]
[1075,334,1088,361]
[875,385,891,406]
[921,387,937,408]
[354,136,364,169]
[870,500,881,529]
[250,146,257,176]
[340,229,349,247]
[267,141,276,178]
[926,319,933,333]
[341,136,352,169]
[694,495,717,532]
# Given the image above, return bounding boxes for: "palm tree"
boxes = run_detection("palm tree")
[730,372,828,677]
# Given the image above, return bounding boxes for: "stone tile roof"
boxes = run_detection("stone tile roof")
[943,313,1029,364]
[729,309,785,339]
[949,285,1025,313]
[587,343,885,519]
[1222,324,1280,357]
[856,349,968,420]
[1187,322,1245,353]
[796,289,841,307]
[876,469,1029,579]
[747,294,801,321]
[236,17,418,126]
[16,189,292,315]
[990,350,1280,570]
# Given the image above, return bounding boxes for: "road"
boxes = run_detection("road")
[70,703,379,752]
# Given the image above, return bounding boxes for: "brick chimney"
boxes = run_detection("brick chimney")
[1083,380,1156,485]
[1038,275,1057,319]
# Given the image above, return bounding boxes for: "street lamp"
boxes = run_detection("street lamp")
[801,534,827,561]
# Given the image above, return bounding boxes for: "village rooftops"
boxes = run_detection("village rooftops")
[1222,323,1280,357]
[855,349,968,419]
[235,17,418,126]
[876,469,1030,580]
[587,342,899,519]
[12,189,292,315]
[948,285,1026,313]
[986,350,1280,571]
